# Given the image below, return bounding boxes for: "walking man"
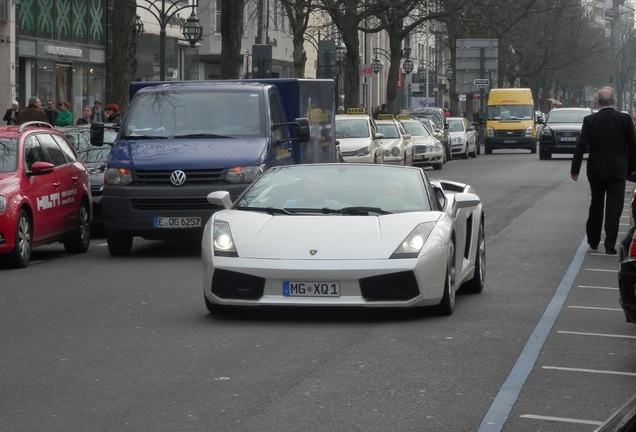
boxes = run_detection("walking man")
[571,86,636,254]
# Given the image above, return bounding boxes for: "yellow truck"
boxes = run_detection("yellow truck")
[484,88,536,154]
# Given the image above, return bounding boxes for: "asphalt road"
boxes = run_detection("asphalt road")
[1,150,634,432]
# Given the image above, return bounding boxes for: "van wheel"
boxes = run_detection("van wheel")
[63,201,91,253]
[539,148,552,160]
[107,235,133,256]
[9,210,32,268]
[485,146,492,155]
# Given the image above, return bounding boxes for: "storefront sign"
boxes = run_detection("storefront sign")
[44,45,83,58]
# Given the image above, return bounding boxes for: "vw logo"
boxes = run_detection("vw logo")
[309,249,318,256]
[170,170,186,186]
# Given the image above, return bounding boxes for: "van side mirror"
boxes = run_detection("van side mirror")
[90,122,105,146]
[294,117,310,143]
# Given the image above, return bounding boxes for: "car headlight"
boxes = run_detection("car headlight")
[213,219,238,257]
[391,147,400,156]
[354,146,371,156]
[525,126,534,136]
[451,136,463,144]
[0,196,6,212]
[226,164,265,184]
[390,222,436,259]
[486,127,494,137]
[105,167,132,185]
[433,142,443,152]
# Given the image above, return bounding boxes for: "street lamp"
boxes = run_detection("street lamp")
[401,47,413,75]
[335,43,346,107]
[445,67,454,81]
[135,16,144,38]
[137,0,203,81]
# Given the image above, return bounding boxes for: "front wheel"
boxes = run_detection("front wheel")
[9,210,32,268]
[63,201,91,253]
[436,239,456,316]
[107,235,133,256]
[432,163,443,171]
[461,219,485,294]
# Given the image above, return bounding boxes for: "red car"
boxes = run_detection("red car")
[0,121,92,267]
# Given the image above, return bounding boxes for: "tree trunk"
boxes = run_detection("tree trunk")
[111,0,137,113]
[220,0,245,79]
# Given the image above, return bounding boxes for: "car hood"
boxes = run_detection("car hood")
[109,137,267,170]
[544,122,583,132]
[213,210,443,260]
[448,131,466,139]
[0,172,19,191]
[380,138,402,149]
[411,136,439,146]
[337,137,372,152]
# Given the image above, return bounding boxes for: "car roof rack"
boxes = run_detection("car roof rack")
[18,121,52,133]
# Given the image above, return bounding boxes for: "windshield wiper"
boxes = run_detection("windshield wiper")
[286,206,392,215]
[123,135,168,140]
[174,133,232,139]
[235,206,290,215]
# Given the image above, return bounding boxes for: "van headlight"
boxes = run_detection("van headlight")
[486,127,494,137]
[105,167,132,185]
[525,126,534,136]
[226,164,265,184]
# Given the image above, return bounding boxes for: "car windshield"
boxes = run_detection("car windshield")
[235,165,431,213]
[377,123,400,138]
[335,119,370,138]
[448,120,466,132]
[0,138,18,173]
[402,121,430,137]
[121,89,264,138]
[64,129,117,164]
[547,110,588,123]
[486,105,533,120]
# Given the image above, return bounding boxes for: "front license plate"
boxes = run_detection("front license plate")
[153,217,201,229]
[559,137,576,141]
[414,154,424,160]
[503,139,517,144]
[283,281,340,297]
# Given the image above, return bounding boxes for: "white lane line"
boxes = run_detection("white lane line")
[567,306,623,312]
[558,330,636,339]
[519,414,601,426]
[585,268,618,272]
[577,285,618,290]
[542,366,636,377]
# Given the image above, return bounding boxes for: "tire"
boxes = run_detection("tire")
[476,140,481,155]
[461,144,468,159]
[9,210,32,268]
[432,163,443,171]
[205,295,231,315]
[107,234,133,256]
[63,201,91,253]
[436,239,456,316]
[461,219,485,294]
[485,146,492,155]
[469,142,477,158]
[539,148,552,160]
[530,145,537,154]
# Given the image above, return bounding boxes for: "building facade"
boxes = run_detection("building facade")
[17,0,108,122]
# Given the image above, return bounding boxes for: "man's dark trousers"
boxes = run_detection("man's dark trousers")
[587,178,626,248]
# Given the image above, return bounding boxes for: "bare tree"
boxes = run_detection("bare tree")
[219,0,245,79]
[281,0,316,78]
[111,0,138,112]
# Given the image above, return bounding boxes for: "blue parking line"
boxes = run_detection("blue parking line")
[476,237,589,432]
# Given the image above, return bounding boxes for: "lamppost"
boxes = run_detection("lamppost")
[136,0,203,81]
[371,47,414,75]
[335,42,346,108]
[445,67,454,112]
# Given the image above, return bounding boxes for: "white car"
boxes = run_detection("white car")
[448,117,478,159]
[335,109,384,163]
[375,115,413,165]
[202,163,485,315]
[398,115,445,170]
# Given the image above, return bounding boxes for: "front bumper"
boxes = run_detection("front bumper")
[485,136,535,150]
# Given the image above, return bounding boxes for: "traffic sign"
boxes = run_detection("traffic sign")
[474,79,489,85]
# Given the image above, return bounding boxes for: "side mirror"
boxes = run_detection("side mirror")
[206,191,233,209]
[403,133,411,140]
[374,132,385,140]
[90,122,105,146]
[28,161,55,176]
[294,117,310,143]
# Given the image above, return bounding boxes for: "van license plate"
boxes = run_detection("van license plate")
[503,139,517,144]
[283,281,340,297]
[154,217,201,228]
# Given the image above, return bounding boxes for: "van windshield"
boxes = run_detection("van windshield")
[121,90,264,138]
[486,105,533,121]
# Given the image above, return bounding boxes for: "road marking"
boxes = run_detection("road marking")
[519,414,602,426]
[543,366,636,377]
[567,306,623,312]
[577,285,618,290]
[477,238,588,432]
[558,330,636,339]
[585,268,618,272]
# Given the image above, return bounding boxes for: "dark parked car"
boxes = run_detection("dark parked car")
[618,187,636,324]
[538,107,593,160]
[60,125,116,226]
